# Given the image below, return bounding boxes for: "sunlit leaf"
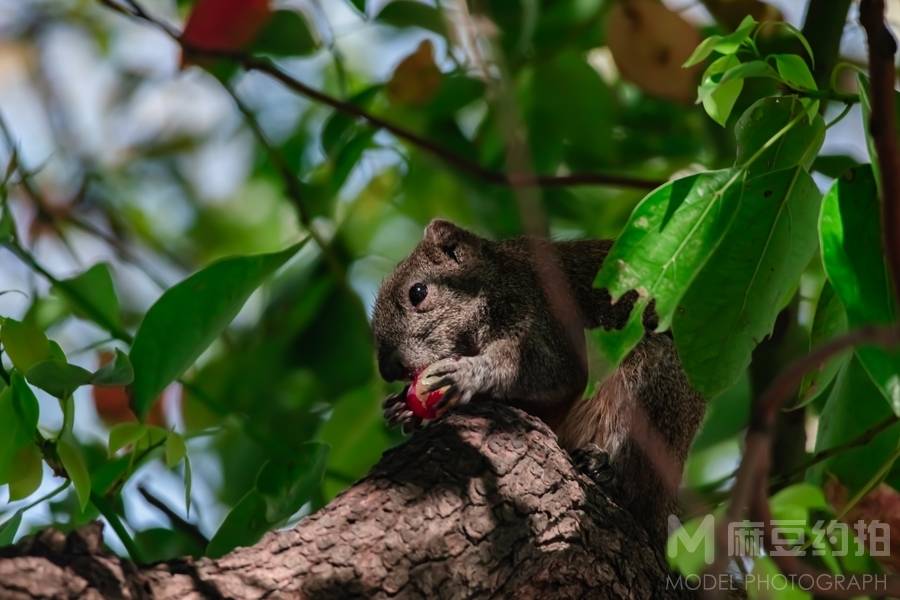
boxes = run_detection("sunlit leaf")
[699,55,743,126]
[129,241,307,417]
[733,96,824,176]
[108,422,147,456]
[682,15,756,67]
[771,54,816,91]
[594,169,743,362]
[673,167,821,397]
[1,319,51,372]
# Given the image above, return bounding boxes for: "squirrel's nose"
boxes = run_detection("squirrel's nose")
[378,346,409,381]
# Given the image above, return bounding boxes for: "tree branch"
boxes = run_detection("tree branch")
[0,404,692,599]
[860,0,900,303]
[96,0,664,191]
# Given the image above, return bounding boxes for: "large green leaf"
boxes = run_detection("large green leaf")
[0,511,22,546]
[673,167,821,397]
[129,241,307,417]
[206,442,327,557]
[733,96,824,178]
[819,166,900,413]
[594,169,744,361]
[811,357,900,493]
[55,263,122,332]
[0,374,39,484]
[1,319,51,372]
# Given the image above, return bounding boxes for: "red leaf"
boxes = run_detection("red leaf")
[182,0,271,55]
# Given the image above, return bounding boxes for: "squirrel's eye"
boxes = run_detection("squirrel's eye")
[409,283,428,306]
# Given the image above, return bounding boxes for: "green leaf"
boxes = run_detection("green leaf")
[749,557,811,600]
[0,375,40,484]
[25,360,93,399]
[256,442,328,523]
[733,96,825,177]
[375,1,446,36]
[251,9,319,56]
[594,169,744,361]
[92,349,134,386]
[7,444,43,501]
[770,483,828,513]
[771,54,816,91]
[812,357,900,494]
[820,165,900,412]
[320,86,381,158]
[57,437,91,511]
[699,55,743,126]
[165,432,187,468]
[55,263,122,331]
[796,283,850,407]
[129,241,307,417]
[206,491,268,558]
[1,319,51,372]
[682,15,756,67]
[673,167,821,397]
[778,22,815,67]
[0,511,22,546]
[108,422,147,456]
[812,154,859,178]
[207,443,328,557]
[718,59,779,84]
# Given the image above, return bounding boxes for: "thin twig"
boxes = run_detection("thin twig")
[860,0,900,303]
[137,484,208,548]
[96,0,664,191]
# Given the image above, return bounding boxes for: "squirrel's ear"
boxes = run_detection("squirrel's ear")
[424,219,480,262]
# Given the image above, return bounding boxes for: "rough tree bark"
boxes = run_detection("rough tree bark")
[0,403,691,599]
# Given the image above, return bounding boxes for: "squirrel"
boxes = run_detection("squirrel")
[371,219,706,543]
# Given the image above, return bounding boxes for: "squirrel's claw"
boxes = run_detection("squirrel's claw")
[382,390,422,431]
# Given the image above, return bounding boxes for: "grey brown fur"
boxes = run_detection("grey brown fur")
[372,219,706,543]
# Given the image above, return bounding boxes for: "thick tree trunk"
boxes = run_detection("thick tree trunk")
[0,404,691,599]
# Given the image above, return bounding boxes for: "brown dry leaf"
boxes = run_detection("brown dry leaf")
[387,39,442,107]
[825,478,900,572]
[703,0,782,32]
[606,0,702,103]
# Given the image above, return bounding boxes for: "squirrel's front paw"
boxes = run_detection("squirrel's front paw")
[382,391,423,433]
[419,356,486,414]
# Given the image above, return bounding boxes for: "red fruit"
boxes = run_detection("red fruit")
[405,370,446,420]
[182,0,271,53]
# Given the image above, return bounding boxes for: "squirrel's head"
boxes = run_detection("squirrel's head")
[372,219,491,382]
